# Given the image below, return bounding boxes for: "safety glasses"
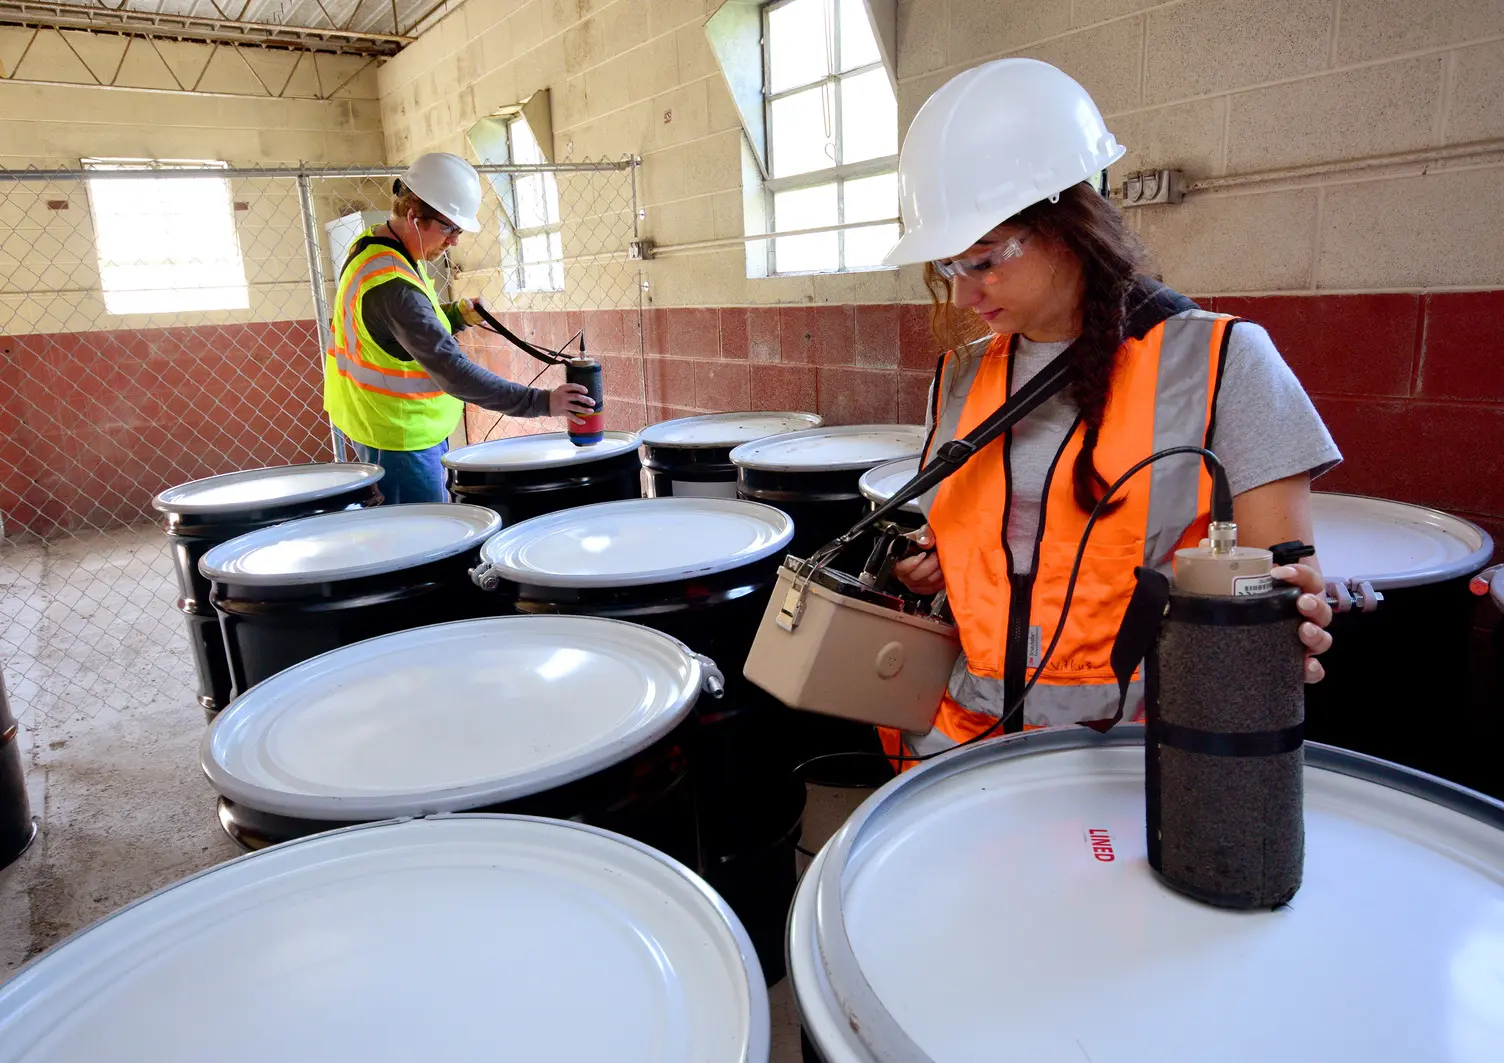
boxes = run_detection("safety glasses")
[933,232,1029,281]
[414,210,461,237]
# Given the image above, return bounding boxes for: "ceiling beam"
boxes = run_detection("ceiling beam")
[0,0,412,55]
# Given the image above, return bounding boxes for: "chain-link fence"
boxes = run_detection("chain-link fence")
[0,159,644,728]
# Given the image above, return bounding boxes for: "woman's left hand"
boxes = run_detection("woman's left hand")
[1272,564,1333,684]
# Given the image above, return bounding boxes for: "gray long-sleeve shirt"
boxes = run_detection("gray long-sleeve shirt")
[361,280,551,417]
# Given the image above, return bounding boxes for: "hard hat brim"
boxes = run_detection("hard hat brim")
[882,225,981,268]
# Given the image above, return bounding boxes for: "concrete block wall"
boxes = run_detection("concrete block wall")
[381,0,1504,549]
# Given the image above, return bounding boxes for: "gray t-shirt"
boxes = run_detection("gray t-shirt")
[989,317,1340,573]
[361,280,552,418]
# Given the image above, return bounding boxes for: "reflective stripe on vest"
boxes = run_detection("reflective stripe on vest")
[904,311,1232,743]
[330,257,446,399]
[322,228,463,451]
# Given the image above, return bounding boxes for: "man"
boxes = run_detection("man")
[323,151,593,503]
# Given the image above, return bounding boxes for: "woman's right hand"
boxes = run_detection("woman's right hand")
[893,525,945,595]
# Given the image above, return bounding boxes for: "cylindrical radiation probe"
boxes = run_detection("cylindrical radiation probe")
[1145,541,1306,909]
[566,358,604,446]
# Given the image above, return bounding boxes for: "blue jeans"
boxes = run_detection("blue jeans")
[348,437,450,505]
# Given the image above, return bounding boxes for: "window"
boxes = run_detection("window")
[496,117,564,293]
[763,0,899,274]
[84,159,249,316]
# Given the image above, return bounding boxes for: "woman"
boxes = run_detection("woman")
[885,59,1340,760]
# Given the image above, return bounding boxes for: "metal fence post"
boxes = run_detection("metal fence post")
[295,169,340,461]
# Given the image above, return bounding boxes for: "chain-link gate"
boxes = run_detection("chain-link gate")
[0,159,644,729]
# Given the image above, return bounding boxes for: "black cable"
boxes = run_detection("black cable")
[792,445,1230,781]
[478,361,554,443]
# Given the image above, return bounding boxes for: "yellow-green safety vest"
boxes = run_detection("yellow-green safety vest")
[322,228,463,451]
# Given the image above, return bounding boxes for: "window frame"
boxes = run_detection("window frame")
[761,0,899,276]
[495,117,565,295]
[82,157,250,317]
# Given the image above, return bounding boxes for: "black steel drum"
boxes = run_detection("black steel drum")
[153,463,384,720]
[730,424,927,561]
[202,503,500,699]
[1306,493,1494,792]
[857,455,926,531]
[443,431,642,524]
[731,426,927,785]
[202,615,713,870]
[640,411,822,499]
[471,496,803,983]
[0,668,35,870]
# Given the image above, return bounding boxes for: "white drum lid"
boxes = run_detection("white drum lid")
[203,616,706,819]
[791,734,1504,1063]
[152,462,384,515]
[858,456,924,515]
[442,431,640,471]
[729,424,927,472]
[0,816,769,1063]
[1491,568,1504,613]
[640,411,823,448]
[478,497,794,588]
[1313,492,1494,588]
[199,503,500,586]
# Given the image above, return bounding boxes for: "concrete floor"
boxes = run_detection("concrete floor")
[0,522,865,1061]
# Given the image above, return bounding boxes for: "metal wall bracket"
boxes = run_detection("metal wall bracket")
[1119,169,1185,208]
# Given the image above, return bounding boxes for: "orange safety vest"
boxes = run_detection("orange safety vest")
[886,298,1235,762]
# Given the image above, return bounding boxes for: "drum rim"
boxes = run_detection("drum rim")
[0,815,770,1063]
[198,502,501,586]
[201,615,708,818]
[1491,568,1504,612]
[857,456,925,514]
[639,410,823,449]
[1313,491,1496,588]
[795,724,1504,1063]
[151,462,384,516]
[727,424,927,473]
[441,430,640,472]
[476,497,795,588]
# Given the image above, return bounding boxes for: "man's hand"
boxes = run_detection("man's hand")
[457,297,487,328]
[550,383,595,424]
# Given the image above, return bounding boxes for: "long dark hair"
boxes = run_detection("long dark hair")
[924,181,1151,514]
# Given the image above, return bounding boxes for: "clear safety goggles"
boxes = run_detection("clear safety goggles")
[932,232,1029,281]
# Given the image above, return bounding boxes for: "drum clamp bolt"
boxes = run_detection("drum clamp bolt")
[691,655,726,698]
[1470,564,1502,597]
[1325,578,1382,615]
[469,562,501,593]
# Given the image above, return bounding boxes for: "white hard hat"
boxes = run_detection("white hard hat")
[883,58,1126,266]
[397,152,483,233]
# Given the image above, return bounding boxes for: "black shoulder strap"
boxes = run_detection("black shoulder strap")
[1124,277,1199,339]
[826,339,1076,554]
[828,280,1200,556]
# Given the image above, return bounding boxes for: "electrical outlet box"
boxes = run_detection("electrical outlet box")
[1119,169,1184,208]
